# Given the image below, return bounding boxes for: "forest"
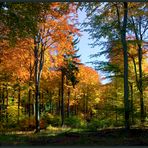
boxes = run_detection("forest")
[0,2,148,146]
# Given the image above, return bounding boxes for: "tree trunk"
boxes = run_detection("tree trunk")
[83,92,86,119]
[28,87,31,128]
[34,32,45,133]
[6,83,8,124]
[67,87,70,117]
[122,2,130,130]
[34,38,40,133]
[131,16,145,124]
[17,85,21,125]
[28,88,31,118]
[58,86,61,116]
[1,85,5,121]
[116,2,130,130]
[130,83,134,125]
[61,70,65,127]
[138,45,144,124]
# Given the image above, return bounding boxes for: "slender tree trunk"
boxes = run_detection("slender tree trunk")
[18,85,21,125]
[61,70,65,127]
[28,87,31,128]
[122,2,130,130]
[2,85,5,115]
[6,83,8,124]
[28,88,31,117]
[115,78,118,124]
[131,16,145,124]
[116,2,130,130]
[130,83,134,125]
[58,86,61,116]
[34,38,40,133]
[34,32,45,133]
[138,46,144,124]
[28,48,33,120]
[67,88,70,117]
[83,92,86,119]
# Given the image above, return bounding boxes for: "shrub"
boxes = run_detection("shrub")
[65,116,86,128]
[41,112,61,127]
[113,120,124,127]
[1,105,25,129]
[87,118,113,131]
[87,118,100,131]
[19,116,46,131]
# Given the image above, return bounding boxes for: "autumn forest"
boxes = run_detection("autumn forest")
[0,2,148,146]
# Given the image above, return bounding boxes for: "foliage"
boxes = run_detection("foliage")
[87,118,123,131]
[41,112,61,127]
[0,2,148,134]
[19,116,47,131]
[65,116,86,128]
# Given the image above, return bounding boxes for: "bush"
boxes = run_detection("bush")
[113,120,124,127]
[19,116,47,131]
[65,116,86,128]
[41,112,61,127]
[87,118,100,131]
[87,118,113,131]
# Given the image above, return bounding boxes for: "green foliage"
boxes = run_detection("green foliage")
[0,105,25,130]
[7,105,24,128]
[65,116,86,128]
[0,3,50,44]
[87,118,114,131]
[41,112,61,127]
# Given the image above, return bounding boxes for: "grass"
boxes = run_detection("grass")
[0,127,148,146]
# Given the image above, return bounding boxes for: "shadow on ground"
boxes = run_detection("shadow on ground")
[0,128,148,146]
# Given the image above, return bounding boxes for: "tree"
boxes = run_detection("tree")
[1,2,80,132]
[49,38,81,126]
[80,2,130,130]
[128,3,148,124]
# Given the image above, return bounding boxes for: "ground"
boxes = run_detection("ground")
[0,128,148,146]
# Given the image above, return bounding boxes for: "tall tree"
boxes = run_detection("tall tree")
[128,3,148,124]
[116,2,130,130]
[80,2,130,130]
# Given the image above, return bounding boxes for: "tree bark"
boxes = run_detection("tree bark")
[130,83,134,125]
[28,51,33,120]
[58,86,61,116]
[6,83,8,124]
[131,16,145,124]
[67,87,70,117]
[61,70,65,127]
[34,37,40,133]
[17,85,21,125]
[122,2,130,130]
[116,2,130,130]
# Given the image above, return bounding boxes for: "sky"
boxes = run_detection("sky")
[77,9,109,84]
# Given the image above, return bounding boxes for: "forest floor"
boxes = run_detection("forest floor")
[0,127,148,146]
